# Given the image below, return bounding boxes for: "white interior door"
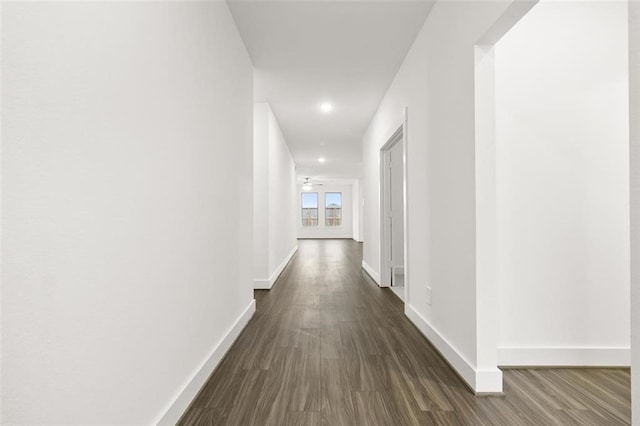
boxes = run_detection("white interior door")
[380,127,405,290]
[389,141,405,287]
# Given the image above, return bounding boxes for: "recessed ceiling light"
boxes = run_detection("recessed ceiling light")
[318,157,326,163]
[320,103,333,113]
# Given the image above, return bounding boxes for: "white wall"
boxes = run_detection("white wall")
[253,103,298,289]
[253,105,270,288]
[362,0,521,392]
[298,185,353,239]
[495,1,630,366]
[352,179,364,243]
[630,0,640,422]
[1,3,254,424]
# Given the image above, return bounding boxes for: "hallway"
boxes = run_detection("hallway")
[180,240,630,425]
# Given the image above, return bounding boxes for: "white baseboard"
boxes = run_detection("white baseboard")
[253,246,298,290]
[405,304,503,393]
[498,346,631,367]
[269,245,297,286]
[361,260,381,285]
[253,278,271,289]
[155,299,256,425]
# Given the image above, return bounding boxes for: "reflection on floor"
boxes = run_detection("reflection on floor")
[179,239,631,425]
[390,271,404,302]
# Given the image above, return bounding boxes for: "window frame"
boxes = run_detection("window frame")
[301,192,319,227]
[324,192,343,227]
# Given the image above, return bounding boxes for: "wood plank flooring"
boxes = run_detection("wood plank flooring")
[180,239,631,425]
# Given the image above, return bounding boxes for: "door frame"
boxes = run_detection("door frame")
[379,108,409,302]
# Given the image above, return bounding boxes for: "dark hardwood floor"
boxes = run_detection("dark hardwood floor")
[179,239,631,425]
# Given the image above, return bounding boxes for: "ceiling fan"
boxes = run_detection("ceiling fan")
[302,177,323,191]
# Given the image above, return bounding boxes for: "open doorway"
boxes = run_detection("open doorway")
[380,124,407,302]
[477,0,630,370]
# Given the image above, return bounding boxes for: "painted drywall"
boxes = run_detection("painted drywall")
[298,185,353,239]
[495,0,630,366]
[630,0,639,422]
[267,105,298,281]
[352,180,364,243]
[362,0,520,391]
[2,3,254,424]
[253,105,270,287]
[253,103,298,289]
[0,6,4,418]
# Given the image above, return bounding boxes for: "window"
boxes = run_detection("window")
[302,192,318,226]
[325,192,342,227]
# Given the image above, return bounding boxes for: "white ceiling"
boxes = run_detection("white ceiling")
[228,1,434,182]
